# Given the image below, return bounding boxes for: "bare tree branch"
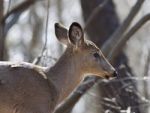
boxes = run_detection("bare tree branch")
[0,0,4,60]
[108,14,150,62]
[84,0,108,31]
[6,0,12,13]
[0,0,40,60]
[53,76,100,113]
[1,0,38,36]
[102,0,145,57]
[53,75,150,113]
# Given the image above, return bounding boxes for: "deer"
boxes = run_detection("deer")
[0,22,117,113]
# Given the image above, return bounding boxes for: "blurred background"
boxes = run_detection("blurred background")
[1,0,150,113]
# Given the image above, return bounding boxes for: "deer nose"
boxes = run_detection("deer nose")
[113,71,118,77]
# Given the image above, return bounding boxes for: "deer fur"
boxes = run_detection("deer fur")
[0,22,117,113]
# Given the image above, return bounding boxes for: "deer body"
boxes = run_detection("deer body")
[0,62,57,113]
[0,22,117,113]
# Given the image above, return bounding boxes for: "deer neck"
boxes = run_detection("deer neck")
[46,48,83,101]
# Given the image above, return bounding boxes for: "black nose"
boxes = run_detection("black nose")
[113,71,118,77]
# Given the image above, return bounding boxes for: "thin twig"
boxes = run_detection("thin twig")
[107,14,150,62]
[33,0,50,64]
[97,76,150,85]
[144,49,150,76]
[143,49,150,99]
[96,100,121,111]
[42,0,50,56]
[32,55,57,65]
[102,0,145,57]
[84,0,108,31]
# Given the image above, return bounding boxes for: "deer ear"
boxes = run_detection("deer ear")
[68,22,84,46]
[55,23,68,45]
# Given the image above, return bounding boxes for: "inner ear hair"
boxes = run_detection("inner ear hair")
[68,22,84,45]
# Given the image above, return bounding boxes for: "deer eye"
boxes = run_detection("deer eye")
[93,52,100,59]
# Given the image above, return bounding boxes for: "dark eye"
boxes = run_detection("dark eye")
[93,52,100,59]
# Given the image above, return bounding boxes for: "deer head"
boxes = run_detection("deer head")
[55,22,117,79]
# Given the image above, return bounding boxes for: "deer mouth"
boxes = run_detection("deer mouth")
[104,71,118,79]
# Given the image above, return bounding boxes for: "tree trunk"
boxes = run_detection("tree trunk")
[80,0,142,113]
[81,0,119,47]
